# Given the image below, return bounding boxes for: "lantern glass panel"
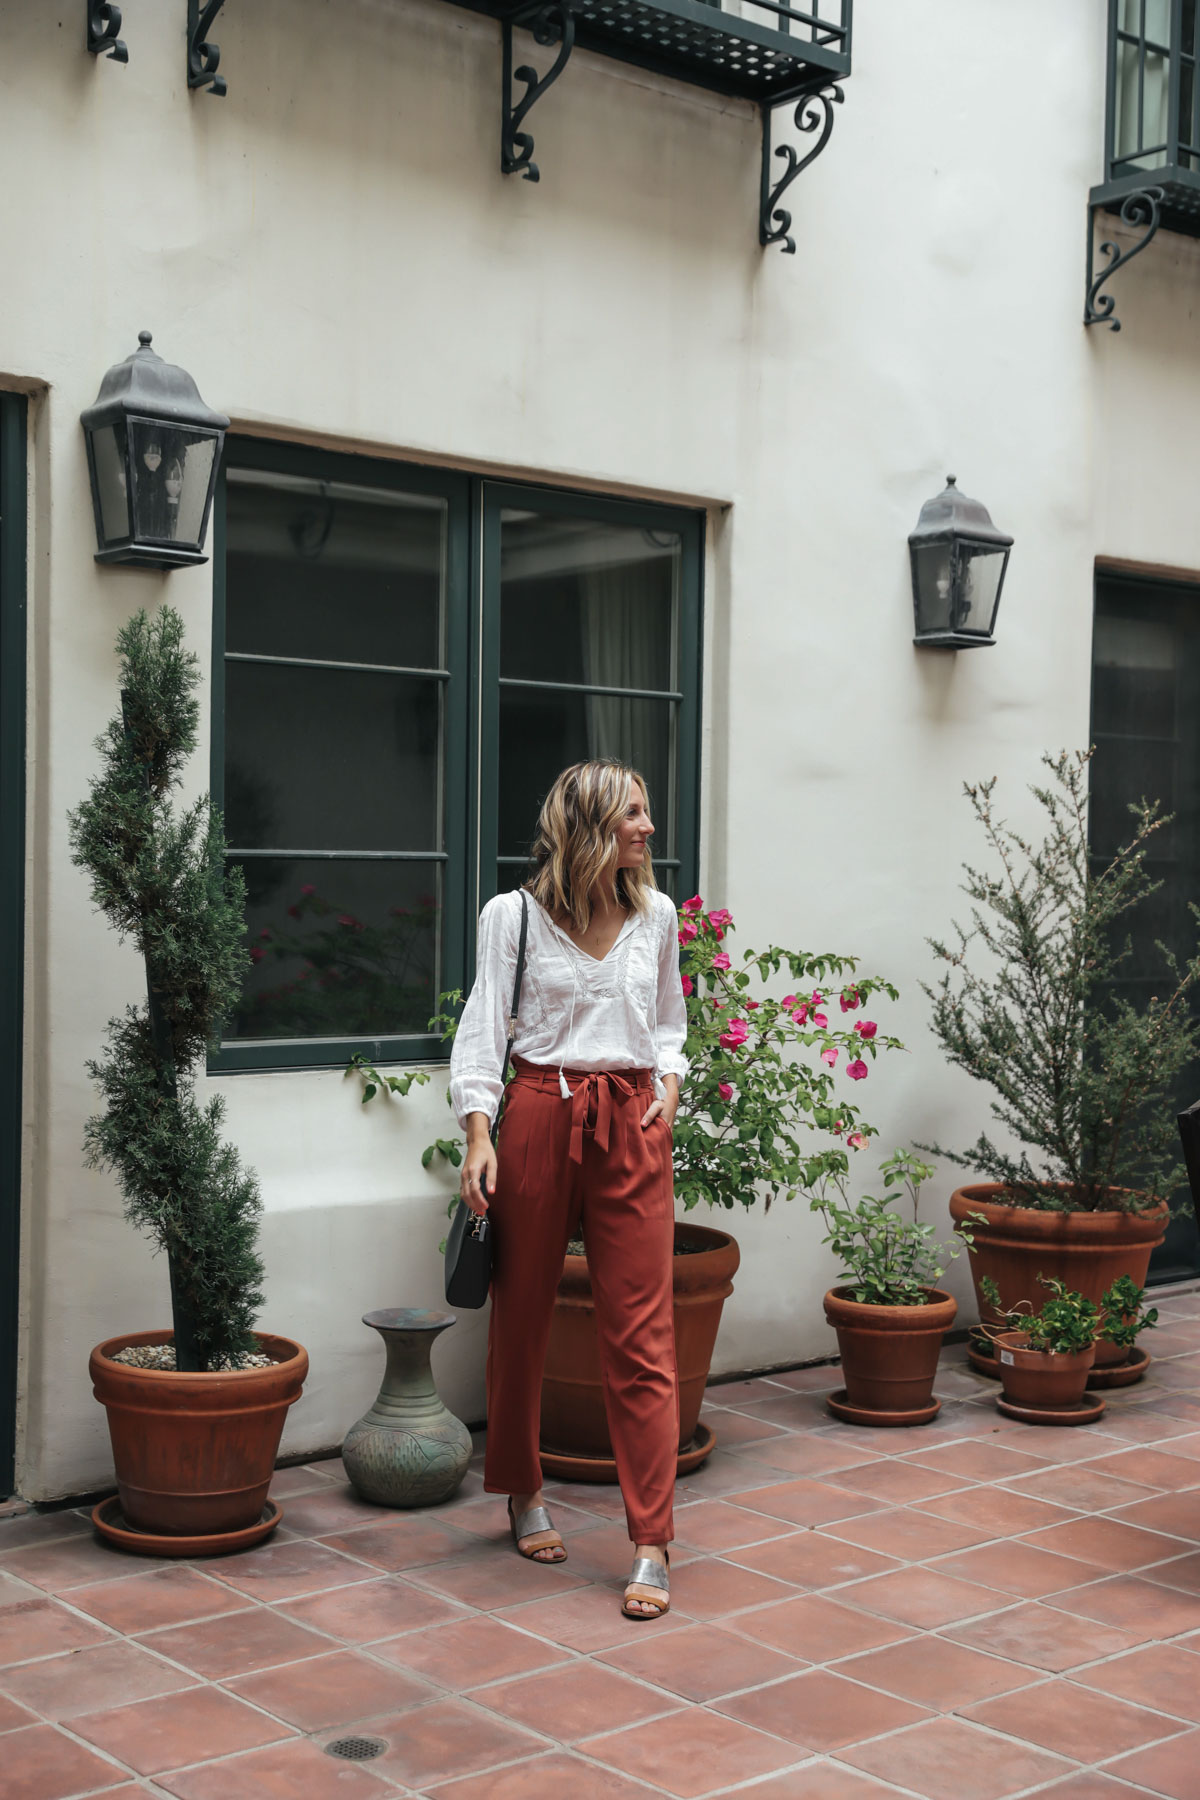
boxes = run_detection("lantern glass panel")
[912,543,954,636]
[127,420,217,549]
[955,542,1005,636]
[91,422,130,543]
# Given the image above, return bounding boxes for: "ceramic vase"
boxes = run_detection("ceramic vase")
[342,1308,472,1507]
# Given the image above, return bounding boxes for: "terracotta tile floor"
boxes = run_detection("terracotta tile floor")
[6,1294,1200,1797]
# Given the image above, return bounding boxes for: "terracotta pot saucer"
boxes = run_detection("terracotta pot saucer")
[92,1493,283,1557]
[1087,1346,1151,1389]
[826,1389,940,1427]
[995,1394,1107,1426]
[540,1421,715,1485]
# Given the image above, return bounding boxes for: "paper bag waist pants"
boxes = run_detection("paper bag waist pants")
[482,1056,679,1545]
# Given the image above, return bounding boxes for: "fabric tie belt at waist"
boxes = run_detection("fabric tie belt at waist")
[510,1057,655,1164]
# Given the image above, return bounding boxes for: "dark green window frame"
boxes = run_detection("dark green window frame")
[211,442,704,1074]
[0,393,27,1496]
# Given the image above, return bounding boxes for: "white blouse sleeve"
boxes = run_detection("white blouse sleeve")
[653,895,689,1087]
[449,894,521,1130]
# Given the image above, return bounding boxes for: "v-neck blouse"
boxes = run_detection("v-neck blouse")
[448,888,689,1129]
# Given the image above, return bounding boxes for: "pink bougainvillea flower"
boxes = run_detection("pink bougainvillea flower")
[792,1004,809,1024]
[287,905,300,919]
[847,1131,867,1150]
[833,1118,844,1133]
[681,973,694,997]
[300,883,316,897]
[708,909,733,930]
[719,1018,749,1050]
[781,995,797,1008]
[337,913,359,929]
[683,894,704,914]
[855,1020,877,1039]
[712,951,731,971]
[249,946,264,964]
[678,919,698,945]
[718,1081,733,1101]
[259,928,272,941]
[847,1058,869,1081]
[839,989,861,1013]
[745,999,760,1010]
[812,1011,829,1029]
[821,1046,838,1067]
[811,991,824,1006]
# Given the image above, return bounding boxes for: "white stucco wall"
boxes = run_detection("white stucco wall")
[5,0,1199,1498]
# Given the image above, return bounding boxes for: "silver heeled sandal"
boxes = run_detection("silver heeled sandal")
[622,1551,670,1619]
[507,1498,567,1563]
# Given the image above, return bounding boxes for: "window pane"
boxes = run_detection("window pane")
[1145,0,1171,46]
[497,688,675,864]
[499,510,678,692]
[225,858,442,1041]
[225,470,446,669]
[225,662,441,854]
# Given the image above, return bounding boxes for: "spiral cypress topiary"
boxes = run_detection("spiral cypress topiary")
[69,606,264,1371]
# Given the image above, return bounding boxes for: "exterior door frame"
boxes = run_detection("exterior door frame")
[0,394,27,1496]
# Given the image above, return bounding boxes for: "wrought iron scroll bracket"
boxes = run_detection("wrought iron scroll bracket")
[1085,188,1164,330]
[501,1,577,183]
[86,2,127,63]
[188,0,227,97]
[760,82,843,254]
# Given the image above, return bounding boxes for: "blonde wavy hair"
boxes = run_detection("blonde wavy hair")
[526,761,658,932]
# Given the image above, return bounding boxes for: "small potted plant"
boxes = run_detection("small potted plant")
[71,608,307,1554]
[981,1275,1102,1421]
[814,1151,975,1425]
[1091,1275,1159,1387]
[926,751,1197,1352]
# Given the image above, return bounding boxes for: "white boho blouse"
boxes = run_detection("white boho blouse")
[448,888,689,1129]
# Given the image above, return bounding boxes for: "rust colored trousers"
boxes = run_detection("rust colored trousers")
[483,1057,679,1545]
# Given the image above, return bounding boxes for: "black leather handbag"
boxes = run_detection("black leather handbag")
[444,891,529,1310]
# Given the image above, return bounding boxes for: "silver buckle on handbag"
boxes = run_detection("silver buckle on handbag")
[469,1214,487,1239]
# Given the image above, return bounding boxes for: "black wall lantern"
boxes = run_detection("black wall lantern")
[908,476,1013,650]
[81,332,229,569]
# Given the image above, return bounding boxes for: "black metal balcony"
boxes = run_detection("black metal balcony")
[1087,0,1200,326]
[449,0,850,103]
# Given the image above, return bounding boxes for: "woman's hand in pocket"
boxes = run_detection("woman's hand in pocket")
[641,1075,678,1133]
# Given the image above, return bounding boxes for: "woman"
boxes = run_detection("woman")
[449,761,687,1620]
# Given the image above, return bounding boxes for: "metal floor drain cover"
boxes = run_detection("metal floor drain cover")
[324,1735,388,1761]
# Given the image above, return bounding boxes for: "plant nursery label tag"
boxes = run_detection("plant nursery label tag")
[999,1350,1015,1366]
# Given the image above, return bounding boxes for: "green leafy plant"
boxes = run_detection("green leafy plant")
[345,1052,430,1106]
[672,896,903,1213]
[809,1150,975,1306]
[1098,1275,1159,1352]
[68,608,264,1372]
[980,1274,1099,1355]
[926,749,1200,1214]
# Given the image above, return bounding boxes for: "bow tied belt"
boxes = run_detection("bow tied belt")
[509,1057,656,1164]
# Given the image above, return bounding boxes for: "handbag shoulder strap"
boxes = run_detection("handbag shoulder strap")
[500,890,530,1089]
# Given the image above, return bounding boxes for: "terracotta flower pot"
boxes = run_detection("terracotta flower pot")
[90,1330,308,1539]
[994,1330,1096,1410]
[823,1286,957,1425]
[539,1220,739,1477]
[950,1186,1167,1352]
